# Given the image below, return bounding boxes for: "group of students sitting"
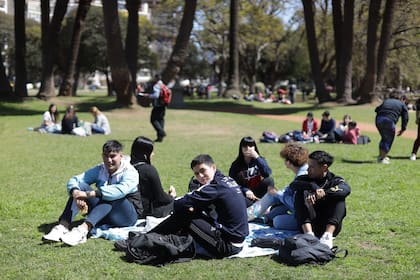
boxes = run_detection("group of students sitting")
[31,103,111,136]
[263,111,369,145]
[41,136,351,262]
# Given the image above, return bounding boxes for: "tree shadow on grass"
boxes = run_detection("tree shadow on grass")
[179,100,321,116]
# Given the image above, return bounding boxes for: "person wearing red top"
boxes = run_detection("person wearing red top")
[342,121,360,144]
[302,112,318,139]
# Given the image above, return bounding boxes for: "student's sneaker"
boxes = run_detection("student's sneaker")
[410,154,416,161]
[42,224,69,242]
[377,156,390,164]
[61,225,88,246]
[319,232,334,249]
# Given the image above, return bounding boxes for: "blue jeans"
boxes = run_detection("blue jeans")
[375,115,395,153]
[91,124,105,134]
[59,188,137,228]
[249,187,298,231]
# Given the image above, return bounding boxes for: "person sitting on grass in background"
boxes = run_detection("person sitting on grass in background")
[342,121,360,144]
[247,143,308,232]
[35,103,61,133]
[301,111,318,140]
[334,114,352,142]
[289,150,351,249]
[42,140,140,246]
[315,111,336,143]
[229,136,274,207]
[130,136,176,218]
[89,106,111,135]
[61,105,79,135]
[143,154,249,259]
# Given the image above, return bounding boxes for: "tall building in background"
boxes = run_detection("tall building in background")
[1,0,151,21]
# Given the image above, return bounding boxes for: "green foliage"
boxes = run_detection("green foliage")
[1,92,419,278]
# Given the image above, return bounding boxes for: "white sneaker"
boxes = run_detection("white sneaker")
[410,154,416,161]
[42,224,69,242]
[61,225,88,246]
[319,233,334,249]
[377,157,390,164]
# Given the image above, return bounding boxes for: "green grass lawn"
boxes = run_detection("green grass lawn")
[0,92,419,279]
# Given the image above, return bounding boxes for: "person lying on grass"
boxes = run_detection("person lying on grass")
[42,140,140,246]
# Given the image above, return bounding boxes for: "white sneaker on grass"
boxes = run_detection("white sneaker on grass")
[42,224,69,242]
[410,154,416,161]
[61,225,88,246]
[319,232,334,249]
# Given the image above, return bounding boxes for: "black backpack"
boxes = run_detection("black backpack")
[275,233,347,266]
[123,231,195,266]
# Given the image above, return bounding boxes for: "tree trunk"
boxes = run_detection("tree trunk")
[102,0,133,106]
[0,52,12,98]
[301,0,328,103]
[337,0,355,104]
[125,0,140,95]
[358,0,382,104]
[376,0,396,93]
[332,0,343,98]
[161,0,197,84]
[58,0,92,97]
[14,0,28,98]
[37,0,70,99]
[225,0,240,98]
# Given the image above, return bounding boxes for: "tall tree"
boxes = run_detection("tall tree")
[38,0,70,99]
[161,0,197,84]
[358,0,382,103]
[14,0,28,98]
[301,0,328,102]
[335,0,355,103]
[225,0,240,97]
[102,0,133,106]
[59,0,92,97]
[125,0,140,94]
[375,0,396,92]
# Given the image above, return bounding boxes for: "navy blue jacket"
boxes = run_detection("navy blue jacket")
[375,98,409,130]
[175,170,249,243]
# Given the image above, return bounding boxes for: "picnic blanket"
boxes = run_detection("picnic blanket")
[91,217,298,258]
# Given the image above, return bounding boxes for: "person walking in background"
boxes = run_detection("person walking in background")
[229,136,274,206]
[289,150,351,249]
[288,82,297,104]
[410,98,420,160]
[89,106,111,135]
[375,91,409,164]
[42,140,140,246]
[144,74,167,142]
[130,136,176,218]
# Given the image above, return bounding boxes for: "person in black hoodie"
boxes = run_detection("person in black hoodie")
[150,154,249,259]
[290,150,351,249]
[130,136,176,218]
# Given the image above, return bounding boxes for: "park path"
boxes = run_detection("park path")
[256,114,417,139]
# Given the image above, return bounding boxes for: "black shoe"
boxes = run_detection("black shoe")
[154,138,163,142]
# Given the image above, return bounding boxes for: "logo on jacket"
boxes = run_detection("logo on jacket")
[330,185,343,192]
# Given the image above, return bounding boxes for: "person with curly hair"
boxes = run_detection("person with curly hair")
[247,143,308,231]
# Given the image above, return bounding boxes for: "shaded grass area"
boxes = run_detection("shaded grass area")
[0,92,419,279]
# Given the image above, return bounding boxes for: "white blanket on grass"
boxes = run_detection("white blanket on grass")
[91,217,298,258]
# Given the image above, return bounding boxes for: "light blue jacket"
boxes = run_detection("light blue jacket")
[66,158,138,201]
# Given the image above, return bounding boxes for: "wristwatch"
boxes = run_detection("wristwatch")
[85,191,90,198]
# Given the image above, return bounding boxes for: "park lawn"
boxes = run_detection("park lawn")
[0,92,419,279]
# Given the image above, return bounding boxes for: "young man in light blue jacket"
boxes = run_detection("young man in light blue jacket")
[42,140,139,246]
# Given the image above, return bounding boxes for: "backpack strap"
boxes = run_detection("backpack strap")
[332,246,349,258]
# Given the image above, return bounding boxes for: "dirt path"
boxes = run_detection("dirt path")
[256,114,417,139]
